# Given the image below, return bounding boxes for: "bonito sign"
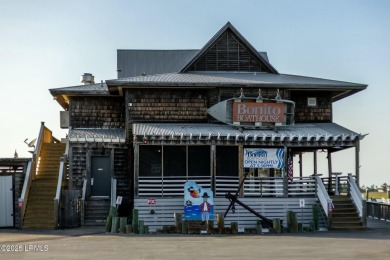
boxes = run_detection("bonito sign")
[233,102,284,123]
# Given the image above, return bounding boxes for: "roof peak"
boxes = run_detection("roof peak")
[180,22,278,74]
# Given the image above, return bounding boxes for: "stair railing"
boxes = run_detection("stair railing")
[111,178,117,207]
[347,174,363,217]
[314,175,333,228]
[80,178,87,225]
[18,159,32,228]
[54,139,69,229]
[18,122,49,228]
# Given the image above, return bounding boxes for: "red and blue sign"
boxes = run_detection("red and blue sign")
[184,181,214,221]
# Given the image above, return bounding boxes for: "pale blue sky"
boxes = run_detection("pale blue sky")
[0,0,389,186]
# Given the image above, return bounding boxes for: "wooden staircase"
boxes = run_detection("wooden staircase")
[83,198,110,226]
[22,143,66,229]
[330,195,364,230]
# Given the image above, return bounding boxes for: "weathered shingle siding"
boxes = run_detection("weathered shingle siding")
[126,89,208,123]
[292,91,332,123]
[70,97,125,128]
[69,144,130,197]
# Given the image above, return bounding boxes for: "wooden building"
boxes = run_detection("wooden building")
[47,22,367,230]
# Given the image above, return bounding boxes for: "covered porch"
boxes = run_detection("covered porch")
[132,122,365,230]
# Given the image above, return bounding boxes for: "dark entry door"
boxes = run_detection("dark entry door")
[91,156,111,197]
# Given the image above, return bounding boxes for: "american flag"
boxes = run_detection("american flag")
[287,155,293,182]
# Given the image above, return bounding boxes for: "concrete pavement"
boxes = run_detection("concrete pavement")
[1,219,389,260]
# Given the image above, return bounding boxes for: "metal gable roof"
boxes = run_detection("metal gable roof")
[105,71,367,90]
[49,83,109,95]
[116,49,271,78]
[180,22,278,74]
[117,49,198,78]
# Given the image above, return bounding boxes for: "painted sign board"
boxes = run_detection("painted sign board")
[147,198,157,205]
[207,97,295,128]
[244,148,285,168]
[184,181,214,221]
[233,102,284,123]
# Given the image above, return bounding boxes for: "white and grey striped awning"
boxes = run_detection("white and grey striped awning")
[68,128,126,143]
[132,123,364,146]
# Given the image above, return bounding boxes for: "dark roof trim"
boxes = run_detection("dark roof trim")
[179,22,279,74]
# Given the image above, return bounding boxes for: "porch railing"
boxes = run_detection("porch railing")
[287,177,316,197]
[54,139,69,229]
[138,176,317,198]
[322,174,351,195]
[215,176,239,197]
[138,176,211,197]
[367,201,390,221]
[244,177,284,197]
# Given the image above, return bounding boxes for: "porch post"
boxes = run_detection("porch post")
[355,140,360,186]
[327,150,332,193]
[238,144,244,197]
[299,153,303,178]
[133,143,139,198]
[313,151,317,175]
[283,146,288,197]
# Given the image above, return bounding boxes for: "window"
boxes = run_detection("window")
[216,146,238,176]
[139,145,161,177]
[163,146,186,177]
[188,146,210,176]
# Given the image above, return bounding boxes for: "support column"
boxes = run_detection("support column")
[238,144,244,197]
[133,143,139,198]
[283,146,288,197]
[355,140,360,186]
[299,153,303,178]
[313,151,317,176]
[327,150,332,193]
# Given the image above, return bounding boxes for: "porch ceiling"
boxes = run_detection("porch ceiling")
[133,122,365,147]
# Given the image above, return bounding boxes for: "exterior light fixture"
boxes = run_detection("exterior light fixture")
[307,97,317,107]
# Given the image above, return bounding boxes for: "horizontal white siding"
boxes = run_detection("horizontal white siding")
[134,197,319,231]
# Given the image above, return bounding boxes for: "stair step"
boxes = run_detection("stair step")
[22,142,65,230]
[331,225,365,230]
[23,219,55,225]
[23,224,55,230]
[83,220,106,226]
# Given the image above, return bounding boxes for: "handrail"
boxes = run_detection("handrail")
[314,175,333,227]
[348,174,363,217]
[111,178,117,207]
[54,139,69,229]
[80,178,87,226]
[18,159,32,228]
[54,157,65,229]
[32,122,46,180]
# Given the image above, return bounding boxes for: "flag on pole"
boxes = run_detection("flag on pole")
[287,154,293,182]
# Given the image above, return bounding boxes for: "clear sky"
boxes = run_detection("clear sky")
[0,0,389,186]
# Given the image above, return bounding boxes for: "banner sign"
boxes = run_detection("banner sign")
[244,148,284,168]
[184,181,214,221]
[233,102,284,123]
